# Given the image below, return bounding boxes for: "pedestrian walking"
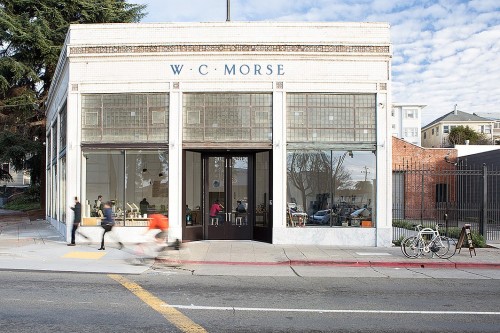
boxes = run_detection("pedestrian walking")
[98,201,122,250]
[68,197,88,246]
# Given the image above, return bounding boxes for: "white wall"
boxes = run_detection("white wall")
[455,145,500,157]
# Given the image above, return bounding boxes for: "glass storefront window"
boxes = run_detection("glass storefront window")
[83,150,168,227]
[51,165,57,219]
[59,156,66,223]
[84,151,124,223]
[185,151,202,227]
[46,165,51,217]
[255,152,270,227]
[286,150,376,228]
[126,150,169,222]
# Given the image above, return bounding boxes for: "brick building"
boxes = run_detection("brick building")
[392,137,457,221]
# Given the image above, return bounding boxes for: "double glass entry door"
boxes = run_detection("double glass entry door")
[205,155,252,240]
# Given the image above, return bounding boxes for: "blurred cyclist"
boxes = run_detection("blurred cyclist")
[146,211,169,245]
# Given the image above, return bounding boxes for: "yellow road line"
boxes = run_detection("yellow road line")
[108,274,207,333]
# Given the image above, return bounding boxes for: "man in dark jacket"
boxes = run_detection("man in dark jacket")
[98,201,123,250]
[68,197,84,246]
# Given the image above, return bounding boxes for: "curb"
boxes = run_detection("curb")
[156,258,500,269]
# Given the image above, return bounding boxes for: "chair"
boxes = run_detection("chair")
[287,203,307,227]
[235,217,243,225]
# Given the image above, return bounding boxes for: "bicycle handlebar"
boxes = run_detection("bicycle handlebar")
[414,224,442,231]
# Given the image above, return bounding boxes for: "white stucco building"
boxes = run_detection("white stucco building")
[391,103,426,146]
[45,22,392,247]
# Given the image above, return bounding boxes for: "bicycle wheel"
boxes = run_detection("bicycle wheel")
[401,236,422,258]
[433,236,457,259]
[126,243,156,266]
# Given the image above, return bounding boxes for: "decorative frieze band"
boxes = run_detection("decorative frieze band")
[71,44,390,55]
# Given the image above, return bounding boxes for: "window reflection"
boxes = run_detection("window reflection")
[286,150,376,228]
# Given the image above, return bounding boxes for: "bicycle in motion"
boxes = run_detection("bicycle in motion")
[401,224,457,259]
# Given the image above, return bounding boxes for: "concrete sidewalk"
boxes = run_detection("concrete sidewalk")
[0,209,149,274]
[1,209,500,275]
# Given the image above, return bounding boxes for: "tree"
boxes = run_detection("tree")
[447,125,491,145]
[0,1,146,190]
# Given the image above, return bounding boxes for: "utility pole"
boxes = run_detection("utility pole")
[226,0,231,21]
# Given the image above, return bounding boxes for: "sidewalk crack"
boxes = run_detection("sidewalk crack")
[282,248,301,277]
[289,265,301,277]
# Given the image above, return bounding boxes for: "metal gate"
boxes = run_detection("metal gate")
[392,162,500,242]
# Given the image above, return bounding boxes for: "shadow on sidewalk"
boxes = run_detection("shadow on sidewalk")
[26,209,45,221]
[0,208,44,222]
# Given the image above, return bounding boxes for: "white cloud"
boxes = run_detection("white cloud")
[469,0,500,11]
[132,0,227,22]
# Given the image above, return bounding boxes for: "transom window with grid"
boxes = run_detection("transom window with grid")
[81,94,168,143]
[183,93,272,142]
[287,94,376,143]
[59,103,67,152]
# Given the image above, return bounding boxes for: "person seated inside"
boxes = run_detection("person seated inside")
[94,195,104,217]
[139,198,149,216]
[210,200,224,224]
[236,200,246,213]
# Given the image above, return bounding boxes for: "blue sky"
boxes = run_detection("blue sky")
[130,0,500,126]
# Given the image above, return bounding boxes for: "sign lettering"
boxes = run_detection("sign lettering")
[170,64,184,75]
[169,63,285,77]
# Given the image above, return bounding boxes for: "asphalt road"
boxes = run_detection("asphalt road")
[1,269,500,333]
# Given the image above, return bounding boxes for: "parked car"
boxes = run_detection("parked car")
[308,209,333,225]
[350,208,371,218]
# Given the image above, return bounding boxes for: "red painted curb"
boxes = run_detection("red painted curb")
[289,260,372,267]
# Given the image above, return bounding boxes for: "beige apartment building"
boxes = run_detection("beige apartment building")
[421,107,494,148]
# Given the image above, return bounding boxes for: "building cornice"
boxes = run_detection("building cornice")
[70,44,390,55]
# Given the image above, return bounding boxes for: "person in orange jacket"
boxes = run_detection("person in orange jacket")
[147,212,169,244]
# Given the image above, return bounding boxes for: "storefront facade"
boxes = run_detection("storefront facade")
[45,22,392,246]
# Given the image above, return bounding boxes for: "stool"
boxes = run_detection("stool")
[210,217,218,226]
[235,217,243,225]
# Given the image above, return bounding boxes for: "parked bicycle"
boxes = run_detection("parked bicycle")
[401,224,457,259]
